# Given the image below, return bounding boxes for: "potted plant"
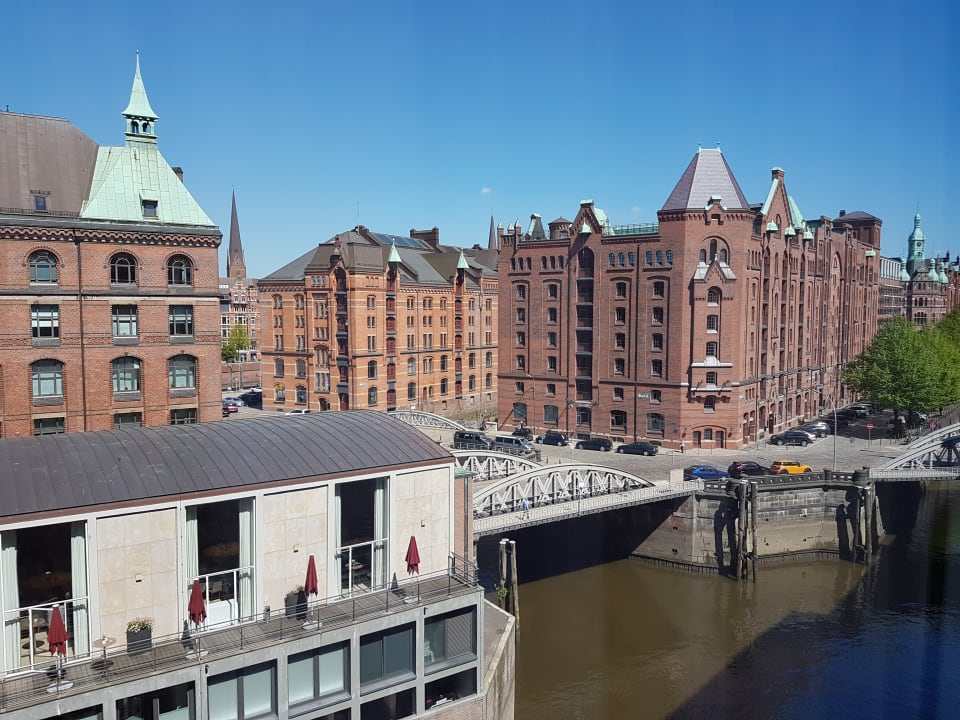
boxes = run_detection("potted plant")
[284,585,307,620]
[126,616,154,654]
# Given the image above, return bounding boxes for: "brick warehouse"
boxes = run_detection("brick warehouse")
[0,56,222,437]
[496,148,881,450]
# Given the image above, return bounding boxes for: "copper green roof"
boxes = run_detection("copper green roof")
[121,54,158,120]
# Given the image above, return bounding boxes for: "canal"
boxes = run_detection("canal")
[487,480,960,719]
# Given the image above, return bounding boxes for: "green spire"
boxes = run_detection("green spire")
[457,250,469,270]
[388,241,401,264]
[122,53,158,138]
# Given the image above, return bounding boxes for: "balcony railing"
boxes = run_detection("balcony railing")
[0,556,479,712]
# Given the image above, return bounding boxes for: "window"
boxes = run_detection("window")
[440,355,449,371]
[547,356,557,372]
[547,284,559,299]
[288,643,350,709]
[368,360,377,379]
[546,383,556,396]
[616,282,627,298]
[516,308,526,322]
[666,250,673,264]
[407,382,416,400]
[576,407,591,425]
[546,332,557,348]
[468,353,476,369]
[168,355,196,389]
[141,199,158,217]
[611,410,627,428]
[656,250,663,264]
[609,253,616,267]
[366,295,376,310]
[169,306,194,336]
[517,355,526,371]
[653,281,665,298]
[618,252,625,266]
[29,250,58,283]
[707,314,719,332]
[707,287,721,305]
[34,417,65,435]
[407,358,416,375]
[647,413,665,433]
[653,307,664,324]
[295,359,306,378]
[513,402,528,421]
[651,359,663,377]
[423,607,477,669]
[274,384,286,402]
[114,412,142,429]
[706,342,718,359]
[704,396,716,413]
[651,390,662,403]
[547,308,558,323]
[110,253,137,284]
[112,357,141,392]
[32,360,63,398]
[485,373,492,388]
[516,332,526,346]
[274,358,284,376]
[615,333,626,349]
[516,284,526,299]
[544,404,559,423]
[360,624,415,687]
[706,371,718,385]
[652,333,663,351]
[368,387,378,406]
[645,251,654,265]
[615,307,626,324]
[614,387,624,401]
[614,358,625,375]
[485,352,493,367]
[167,255,193,285]
[34,195,47,212]
[628,252,635,266]
[515,382,525,393]
[468,375,476,391]
[208,662,276,720]
[31,304,59,338]
[170,408,197,424]
[440,377,448,395]
[112,305,138,338]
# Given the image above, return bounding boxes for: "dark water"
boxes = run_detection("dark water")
[507,482,960,719]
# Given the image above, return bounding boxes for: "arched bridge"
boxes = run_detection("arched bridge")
[388,410,469,431]
[452,451,541,481]
[875,420,960,477]
[472,464,697,536]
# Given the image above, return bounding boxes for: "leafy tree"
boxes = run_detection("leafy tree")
[221,324,250,362]
[843,316,950,412]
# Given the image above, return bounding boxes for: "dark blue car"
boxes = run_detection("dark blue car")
[683,464,728,480]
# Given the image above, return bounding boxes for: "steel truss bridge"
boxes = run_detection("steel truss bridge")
[451,451,541,481]
[874,420,960,478]
[471,463,696,536]
[389,410,469,431]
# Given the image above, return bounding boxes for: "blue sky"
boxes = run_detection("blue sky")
[2,1,957,278]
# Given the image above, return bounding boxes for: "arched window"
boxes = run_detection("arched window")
[656,250,663,264]
[704,397,716,413]
[296,359,306,378]
[440,355,448,371]
[112,357,141,392]
[407,358,416,375]
[274,358,284,376]
[706,342,718,359]
[168,355,196,389]
[296,385,307,404]
[558,256,564,269]
[368,360,377,379]
[666,250,673,264]
[709,238,717,260]
[485,352,493,367]
[367,295,376,310]
[707,287,721,305]
[32,360,63,398]
[718,248,728,263]
[706,371,718,385]
[486,373,492,388]
[510,258,516,271]
[550,256,556,270]
[541,256,547,269]
[29,250,58,283]
[609,253,616,267]
[167,255,193,286]
[646,251,654,265]
[110,253,137,284]
[368,387,378,406]
[407,382,417,400]
[707,314,719,332]
[440,378,448,395]
[469,375,476,391]
[628,252,635,266]
[618,252,625,266]
[699,249,707,263]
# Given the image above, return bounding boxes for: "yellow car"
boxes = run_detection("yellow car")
[770,460,813,475]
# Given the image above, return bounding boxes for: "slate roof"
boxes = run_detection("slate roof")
[0,411,450,522]
[832,211,879,223]
[661,148,750,212]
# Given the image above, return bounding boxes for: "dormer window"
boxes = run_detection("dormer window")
[34,195,48,212]
[142,200,158,218]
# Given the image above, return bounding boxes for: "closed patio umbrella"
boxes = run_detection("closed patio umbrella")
[405,536,421,575]
[303,554,321,630]
[186,580,208,659]
[46,606,73,693]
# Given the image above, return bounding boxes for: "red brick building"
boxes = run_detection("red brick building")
[259,226,498,418]
[0,57,222,437]
[497,149,881,450]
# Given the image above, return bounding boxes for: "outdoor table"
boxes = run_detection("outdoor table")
[92,636,117,676]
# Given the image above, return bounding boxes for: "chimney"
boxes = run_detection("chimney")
[172,166,184,183]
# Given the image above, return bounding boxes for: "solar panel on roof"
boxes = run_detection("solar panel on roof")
[371,233,425,249]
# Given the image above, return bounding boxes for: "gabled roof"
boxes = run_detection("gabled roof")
[0,411,450,521]
[661,148,750,212]
[261,246,327,282]
[832,211,879,223]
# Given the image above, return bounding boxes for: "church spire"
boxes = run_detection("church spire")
[122,52,159,142]
[488,214,497,250]
[226,191,247,279]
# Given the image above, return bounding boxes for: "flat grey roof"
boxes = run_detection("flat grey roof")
[0,411,450,522]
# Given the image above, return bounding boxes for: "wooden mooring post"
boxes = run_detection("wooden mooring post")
[750,482,759,583]
[736,480,749,580]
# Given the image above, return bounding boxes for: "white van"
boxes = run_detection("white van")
[491,435,536,457]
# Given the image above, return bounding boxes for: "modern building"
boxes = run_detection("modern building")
[0,56,222,437]
[0,412,513,719]
[496,149,882,450]
[878,255,906,323]
[259,226,498,419]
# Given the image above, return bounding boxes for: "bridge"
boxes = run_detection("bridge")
[875,420,960,475]
[389,410,470,431]
[452,451,541,481]
[472,463,696,536]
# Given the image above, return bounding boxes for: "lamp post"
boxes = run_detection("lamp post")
[824,394,838,471]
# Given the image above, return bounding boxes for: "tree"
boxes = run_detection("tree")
[842,316,951,412]
[221,325,250,362]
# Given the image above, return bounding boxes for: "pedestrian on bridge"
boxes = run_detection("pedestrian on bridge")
[521,498,530,518]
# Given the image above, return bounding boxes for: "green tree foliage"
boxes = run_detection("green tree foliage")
[842,316,960,412]
[221,324,250,362]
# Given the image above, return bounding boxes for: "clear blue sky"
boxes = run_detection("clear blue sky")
[3,1,957,279]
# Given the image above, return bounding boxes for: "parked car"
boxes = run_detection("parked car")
[824,415,850,430]
[770,459,813,475]
[540,431,569,447]
[616,442,659,456]
[512,426,534,441]
[223,396,245,407]
[240,391,262,407]
[452,430,493,450]
[769,430,814,447]
[222,400,240,413]
[491,435,536,456]
[683,465,728,480]
[285,408,311,415]
[797,423,829,438]
[575,437,612,451]
[727,461,769,478]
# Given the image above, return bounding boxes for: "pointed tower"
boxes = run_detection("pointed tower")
[122,53,159,143]
[488,214,497,251]
[906,212,926,274]
[227,191,247,279]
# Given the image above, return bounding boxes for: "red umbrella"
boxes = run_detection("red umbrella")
[48,606,67,657]
[405,536,421,574]
[305,554,319,597]
[188,580,207,627]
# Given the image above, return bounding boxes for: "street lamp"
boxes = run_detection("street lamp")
[823,394,838,471]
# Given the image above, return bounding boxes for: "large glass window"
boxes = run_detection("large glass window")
[169,306,194,337]
[167,255,193,286]
[288,643,350,709]
[360,624,414,687]
[336,478,388,595]
[208,662,275,720]
[112,305,138,338]
[117,683,193,720]
[112,357,141,392]
[32,360,63,398]
[31,304,59,339]
[110,253,137,285]
[424,607,477,670]
[170,409,197,425]
[33,417,65,435]
[29,250,58,283]
[647,413,665,433]
[168,355,196,389]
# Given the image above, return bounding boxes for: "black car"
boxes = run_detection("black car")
[512,427,534,441]
[797,423,829,438]
[616,442,659,456]
[728,461,769,478]
[769,430,814,447]
[540,431,569,446]
[575,437,612,451]
[824,415,850,430]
